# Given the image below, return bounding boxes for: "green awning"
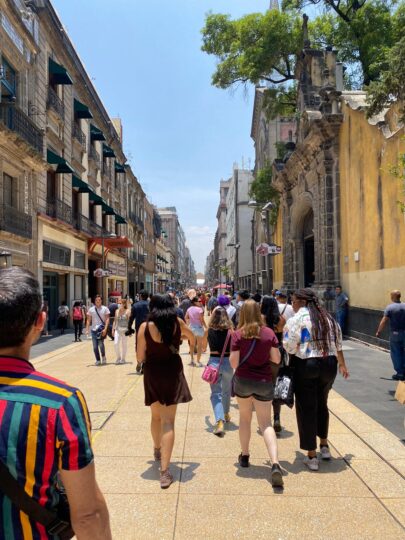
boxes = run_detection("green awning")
[103,144,115,158]
[49,58,73,85]
[47,149,74,174]
[101,202,116,215]
[72,175,92,193]
[88,186,103,205]
[115,162,126,173]
[90,124,106,141]
[115,214,127,224]
[74,98,92,119]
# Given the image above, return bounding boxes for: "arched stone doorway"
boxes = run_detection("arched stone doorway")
[303,209,315,287]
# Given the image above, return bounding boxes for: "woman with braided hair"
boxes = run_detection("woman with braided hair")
[284,288,349,471]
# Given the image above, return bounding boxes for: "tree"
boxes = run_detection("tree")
[249,165,281,226]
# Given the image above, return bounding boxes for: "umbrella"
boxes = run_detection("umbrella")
[213,284,231,289]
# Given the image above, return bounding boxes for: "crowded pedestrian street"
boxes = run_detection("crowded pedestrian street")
[31,333,405,539]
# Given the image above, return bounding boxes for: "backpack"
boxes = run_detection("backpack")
[73,306,83,320]
[58,306,68,318]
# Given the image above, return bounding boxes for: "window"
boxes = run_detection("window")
[102,213,108,230]
[74,251,85,269]
[47,171,56,201]
[0,57,16,99]
[74,275,84,300]
[3,173,18,208]
[288,130,293,142]
[89,202,96,222]
[43,241,71,266]
[72,189,79,218]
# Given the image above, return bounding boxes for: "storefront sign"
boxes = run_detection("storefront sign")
[93,268,112,278]
[107,262,126,277]
[256,243,282,255]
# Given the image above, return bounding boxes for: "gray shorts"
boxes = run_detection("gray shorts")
[233,376,274,402]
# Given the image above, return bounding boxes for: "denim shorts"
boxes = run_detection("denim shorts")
[233,376,274,402]
[190,325,205,337]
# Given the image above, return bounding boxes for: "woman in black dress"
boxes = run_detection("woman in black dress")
[137,294,195,489]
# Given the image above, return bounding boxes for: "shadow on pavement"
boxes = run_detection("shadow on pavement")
[141,460,200,483]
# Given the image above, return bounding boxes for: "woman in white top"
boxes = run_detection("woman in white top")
[283,288,349,471]
[112,298,131,364]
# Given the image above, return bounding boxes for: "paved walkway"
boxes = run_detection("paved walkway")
[31,339,405,539]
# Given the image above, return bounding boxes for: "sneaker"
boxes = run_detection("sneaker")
[136,362,143,373]
[320,445,331,460]
[78,337,82,342]
[224,413,231,423]
[392,373,404,381]
[271,464,284,487]
[197,362,203,368]
[273,418,282,434]
[121,358,126,364]
[160,469,173,489]
[303,456,319,471]
[153,447,161,461]
[238,453,250,468]
[101,357,107,365]
[213,420,224,437]
[115,358,121,365]
[95,360,101,366]
[189,361,196,367]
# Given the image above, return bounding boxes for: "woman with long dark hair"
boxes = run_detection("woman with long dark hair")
[137,294,195,488]
[206,307,233,436]
[284,288,349,471]
[230,300,283,487]
[261,295,283,433]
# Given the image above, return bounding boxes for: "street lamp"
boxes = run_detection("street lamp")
[0,251,12,268]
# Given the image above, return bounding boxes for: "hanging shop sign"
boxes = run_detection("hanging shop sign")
[256,243,282,256]
[93,268,113,278]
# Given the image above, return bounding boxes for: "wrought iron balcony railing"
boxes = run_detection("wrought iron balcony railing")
[0,103,43,154]
[88,145,100,166]
[47,87,64,118]
[45,198,72,225]
[72,123,86,149]
[0,204,32,239]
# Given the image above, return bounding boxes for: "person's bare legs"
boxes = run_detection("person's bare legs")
[160,404,177,471]
[150,402,162,451]
[254,399,279,464]
[196,336,203,363]
[237,397,253,455]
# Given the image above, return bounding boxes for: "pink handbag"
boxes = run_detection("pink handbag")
[202,331,231,384]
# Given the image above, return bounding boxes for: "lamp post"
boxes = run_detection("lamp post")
[248,200,275,293]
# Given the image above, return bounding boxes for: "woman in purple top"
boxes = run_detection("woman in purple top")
[230,299,283,487]
[185,297,207,366]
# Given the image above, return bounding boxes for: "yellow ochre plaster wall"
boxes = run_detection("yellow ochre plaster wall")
[339,102,405,311]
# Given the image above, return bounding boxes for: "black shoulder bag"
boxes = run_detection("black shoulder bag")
[0,460,74,539]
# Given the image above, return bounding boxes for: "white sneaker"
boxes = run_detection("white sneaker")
[115,358,121,365]
[101,357,107,365]
[95,360,101,366]
[303,456,319,471]
[320,446,331,460]
[121,358,126,364]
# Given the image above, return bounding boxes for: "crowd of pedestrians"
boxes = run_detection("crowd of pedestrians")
[7,266,405,537]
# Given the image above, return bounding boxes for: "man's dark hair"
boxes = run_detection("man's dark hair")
[94,294,102,301]
[238,290,250,301]
[0,268,42,347]
[139,290,149,301]
[336,285,342,290]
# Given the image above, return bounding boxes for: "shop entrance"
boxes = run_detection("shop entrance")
[303,210,315,287]
[43,272,66,329]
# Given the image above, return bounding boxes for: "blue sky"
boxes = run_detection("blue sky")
[52,0,271,272]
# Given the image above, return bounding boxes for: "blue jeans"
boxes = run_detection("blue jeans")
[336,310,347,335]
[91,330,106,362]
[208,356,233,422]
[390,331,405,376]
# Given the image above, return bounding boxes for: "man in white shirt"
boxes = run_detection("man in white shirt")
[275,291,294,321]
[86,295,110,365]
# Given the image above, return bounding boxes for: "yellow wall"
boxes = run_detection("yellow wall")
[339,103,405,310]
[273,205,284,289]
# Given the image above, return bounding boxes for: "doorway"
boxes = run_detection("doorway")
[43,272,59,329]
[302,210,315,287]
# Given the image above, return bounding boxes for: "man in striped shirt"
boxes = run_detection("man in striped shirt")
[0,267,111,539]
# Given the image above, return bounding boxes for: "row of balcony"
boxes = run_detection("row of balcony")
[0,102,43,155]
[129,212,144,230]
[128,249,146,265]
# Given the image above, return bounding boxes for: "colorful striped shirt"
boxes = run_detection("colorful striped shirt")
[0,357,94,539]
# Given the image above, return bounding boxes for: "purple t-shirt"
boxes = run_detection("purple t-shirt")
[231,326,278,381]
[187,306,203,326]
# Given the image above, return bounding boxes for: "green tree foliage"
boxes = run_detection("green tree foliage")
[249,166,281,226]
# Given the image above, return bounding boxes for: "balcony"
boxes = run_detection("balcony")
[102,161,112,179]
[45,198,72,225]
[128,249,146,265]
[88,145,100,167]
[0,204,32,239]
[72,123,86,149]
[0,103,43,154]
[47,87,64,118]
[72,214,109,238]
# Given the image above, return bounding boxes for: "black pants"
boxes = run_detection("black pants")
[292,355,338,451]
[73,320,83,341]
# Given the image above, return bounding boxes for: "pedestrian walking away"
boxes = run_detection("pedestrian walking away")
[57,300,69,335]
[261,295,285,434]
[376,289,405,380]
[136,294,195,489]
[335,285,349,335]
[0,267,111,539]
[206,307,234,436]
[107,298,119,340]
[185,296,207,366]
[128,289,150,371]
[284,288,349,472]
[217,294,237,326]
[113,297,131,364]
[72,300,86,342]
[86,295,110,365]
[230,299,284,487]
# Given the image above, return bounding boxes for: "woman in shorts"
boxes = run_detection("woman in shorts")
[185,297,207,366]
[230,299,283,487]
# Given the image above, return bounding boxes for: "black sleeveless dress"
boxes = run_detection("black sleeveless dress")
[143,322,192,406]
